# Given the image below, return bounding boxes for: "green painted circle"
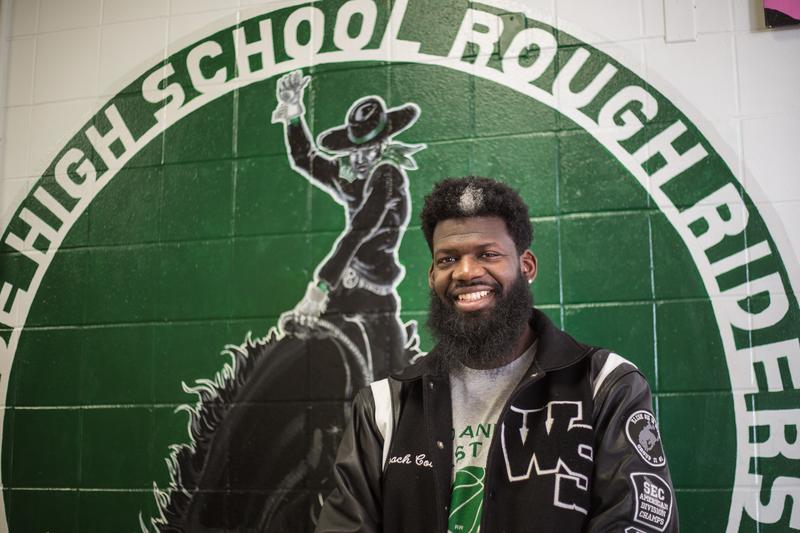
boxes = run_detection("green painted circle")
[6,2,793,530]
[2,61,734,532]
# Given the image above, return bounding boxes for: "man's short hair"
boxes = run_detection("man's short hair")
[420,176,533,253]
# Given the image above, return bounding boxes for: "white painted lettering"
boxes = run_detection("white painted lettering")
[553,48,618,110]
[755,408,800,460]
[632,121,708,187]
[5,208,58,266]
[744,477,800,529]
[0,281,28,334]
[598,86,658,141]
[379,0,421,55]
[333,0,377,53]
[141,63,186,120]
[501,27,557,83]
[284,7,325,60]
[186,41,228,92]
[722,272,789,331]
[85,104,138,170]
[54,148,97,199]
[749,339,800,392]
[448,9,501,68]
[233,19,276,79]
[680,183,748,251]
[32,187,71,225]
[711,240,772,277]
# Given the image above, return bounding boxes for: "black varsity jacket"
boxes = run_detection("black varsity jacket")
[315,309,679,532]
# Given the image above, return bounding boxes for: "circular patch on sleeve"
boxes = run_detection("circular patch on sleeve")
[625,410,666,467]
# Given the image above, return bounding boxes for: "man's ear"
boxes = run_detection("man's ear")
[428,262,435,289]
[520,250,537,283]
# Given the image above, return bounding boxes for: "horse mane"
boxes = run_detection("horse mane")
[142,327,282,532]
[143,318,422,532]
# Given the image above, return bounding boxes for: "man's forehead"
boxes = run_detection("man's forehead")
[432,216,513,247]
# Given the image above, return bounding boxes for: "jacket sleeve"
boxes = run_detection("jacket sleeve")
[286,117,341,196]
[315,387,385,533]
[586,369,680,532]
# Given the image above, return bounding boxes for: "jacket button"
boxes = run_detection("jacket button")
[429,381,434,390]
[489,490,495,499]
[436,440,444,449]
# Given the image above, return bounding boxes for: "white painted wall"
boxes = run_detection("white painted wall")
[2,0,799,277]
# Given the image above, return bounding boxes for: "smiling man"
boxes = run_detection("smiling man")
[314,177,679,533]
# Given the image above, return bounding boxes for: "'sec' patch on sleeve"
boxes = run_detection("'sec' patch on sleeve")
[630,472,673,532]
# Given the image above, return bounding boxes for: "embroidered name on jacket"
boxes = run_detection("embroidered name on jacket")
[388,453,433,468]
[501,400,593,514]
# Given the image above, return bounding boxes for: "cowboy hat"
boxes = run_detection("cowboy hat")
[317,95,419,152]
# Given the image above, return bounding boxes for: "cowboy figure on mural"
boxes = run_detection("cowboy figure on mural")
[149,72,426,533]
[272,69,426,378]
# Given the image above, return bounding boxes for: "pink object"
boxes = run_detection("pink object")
[765,0,800,19]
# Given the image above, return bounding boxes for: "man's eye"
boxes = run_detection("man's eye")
[481,252,500,258]
[437,257,455,265]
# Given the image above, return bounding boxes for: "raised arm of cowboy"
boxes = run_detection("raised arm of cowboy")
[272,70,340,193]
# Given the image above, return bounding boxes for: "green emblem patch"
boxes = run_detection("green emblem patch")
[449,466,486,533]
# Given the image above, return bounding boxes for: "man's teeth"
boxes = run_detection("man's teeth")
[457,291,491,302]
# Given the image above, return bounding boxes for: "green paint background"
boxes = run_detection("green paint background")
[5,2,795,530]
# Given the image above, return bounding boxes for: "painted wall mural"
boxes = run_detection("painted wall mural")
[152,70,424,531]
[0,1,798,532]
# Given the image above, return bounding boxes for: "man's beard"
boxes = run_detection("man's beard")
[426,272,533,371]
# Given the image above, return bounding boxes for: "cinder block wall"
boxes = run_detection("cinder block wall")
[0,1,798,532]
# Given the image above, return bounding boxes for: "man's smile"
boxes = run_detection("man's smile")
[457,290,491,301]
[451,285,498,312]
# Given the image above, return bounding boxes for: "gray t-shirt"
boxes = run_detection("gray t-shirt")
[447,342,537,533]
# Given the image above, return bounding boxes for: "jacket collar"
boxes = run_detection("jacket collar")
[393,308,594,381]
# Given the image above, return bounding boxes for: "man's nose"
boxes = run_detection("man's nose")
[452,256,484,281]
